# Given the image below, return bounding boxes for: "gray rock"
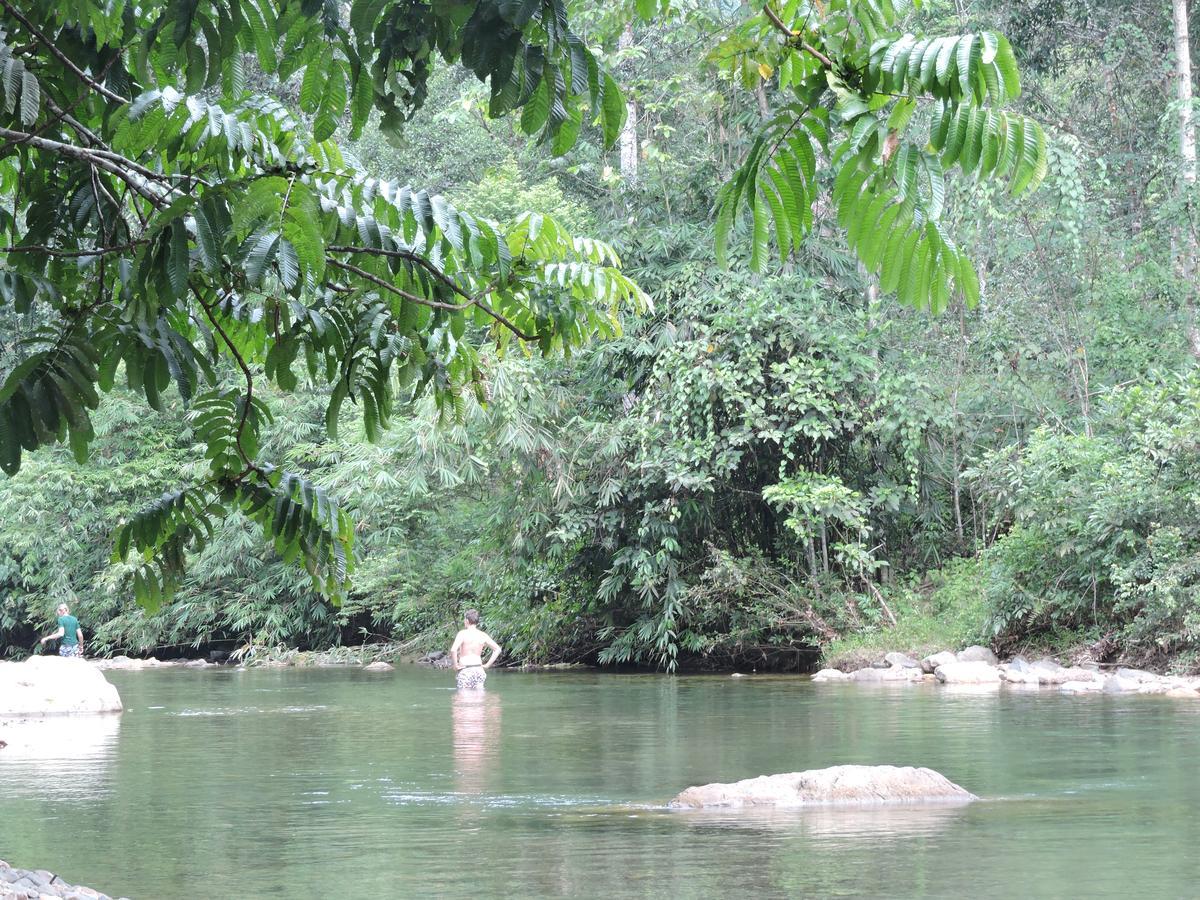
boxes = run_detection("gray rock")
[935,661,1002,684]
[1060,680,1103,693]
[1004,656,1033,673]
[1114,667,1159,683]
[670,765,977,809]
[811,668,850,683]
[1103,675,1142,694]
[1165,687,1199,699]
[1035,666,1100,686]
[885,652,921,669]
[1032,657,1064,673]
[921,651,958,674]
[361,661,394,672]
[956,645,999,665]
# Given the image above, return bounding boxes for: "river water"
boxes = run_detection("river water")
[2,667,1199,898]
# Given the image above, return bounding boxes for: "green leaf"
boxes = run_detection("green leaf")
[600,72,626,150]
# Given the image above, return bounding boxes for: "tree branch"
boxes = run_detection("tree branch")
[191,286,262,476]
[326,258,473,310]
[327,245,475,302]
[326,258,538,341]
[0,128,167,208]
[1,0,130,105]
[0,241,147,257]
[762,3,834,70]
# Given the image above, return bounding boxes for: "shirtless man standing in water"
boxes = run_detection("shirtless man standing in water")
[450,609,502,690]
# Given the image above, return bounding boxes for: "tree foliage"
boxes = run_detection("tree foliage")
[0,1,643,606]
[712,0,1046,312]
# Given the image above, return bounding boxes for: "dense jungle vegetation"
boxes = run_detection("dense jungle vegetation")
[3,0,1200,672]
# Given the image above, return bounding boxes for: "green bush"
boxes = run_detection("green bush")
[979,372,1200,667]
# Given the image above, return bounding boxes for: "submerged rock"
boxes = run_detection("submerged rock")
[92,656,180,671]
[0,858,125,899]
[1165,687,1199,699]
[1059,680,1103,694]
[934,661,1001,685]
[1103,675,1142,694]
[362,661,394,672]
[0,658,122,717]
[669,765,977,809]
[811,669,850,683]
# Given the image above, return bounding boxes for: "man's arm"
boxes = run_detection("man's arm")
[483,635,502,669]
[449,632,463,670]
[39,626,65,645]
[76,627,85,651]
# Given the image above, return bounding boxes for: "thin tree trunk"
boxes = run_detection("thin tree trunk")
[1172,0,1200,355]
[1175,0,1196,187]
[618,23,639,185]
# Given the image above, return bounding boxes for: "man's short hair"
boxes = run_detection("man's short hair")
[464,609,480,625]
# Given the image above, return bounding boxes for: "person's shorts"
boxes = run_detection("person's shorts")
[456,666,486,690]
[58,644,81,658]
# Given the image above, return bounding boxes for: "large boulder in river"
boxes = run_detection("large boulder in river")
[0,657,122,716]
[934,661,1001,685]
[669,765,976,809]
[811,668,850,683]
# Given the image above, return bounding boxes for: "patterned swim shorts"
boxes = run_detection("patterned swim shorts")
[58,644,81,658]
[456,666,486,690]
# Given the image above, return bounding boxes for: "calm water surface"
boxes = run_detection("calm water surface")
[2,668,1200,898]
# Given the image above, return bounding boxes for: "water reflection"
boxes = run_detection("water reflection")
[452,689,501,795]
[0,713,121,800]
[673,802,972,841]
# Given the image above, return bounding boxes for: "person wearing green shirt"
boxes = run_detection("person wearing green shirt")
[39,603,84,658]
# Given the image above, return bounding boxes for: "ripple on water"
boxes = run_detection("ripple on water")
[169,704,329,716]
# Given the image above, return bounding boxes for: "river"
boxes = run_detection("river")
[2,667,1199,897]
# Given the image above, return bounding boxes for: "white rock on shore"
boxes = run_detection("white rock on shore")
[818,647,1200,702]
[934,661,1001,685]
[669,765,977,809]
[921,651,958,674]
[0,658,122,717]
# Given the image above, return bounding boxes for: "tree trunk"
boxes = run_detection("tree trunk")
[618,24,638,185]
[1172,0,1200,354]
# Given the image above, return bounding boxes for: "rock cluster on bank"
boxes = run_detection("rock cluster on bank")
[670,765,976,809]
[0,860,127,900]
[0,658,122,716]
[812,647,1200,697]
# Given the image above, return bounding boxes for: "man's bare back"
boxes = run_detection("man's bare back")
[450,610,501,689]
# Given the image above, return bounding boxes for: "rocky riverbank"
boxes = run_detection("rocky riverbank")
[0,860,126,900]
[812,646,1200,697]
